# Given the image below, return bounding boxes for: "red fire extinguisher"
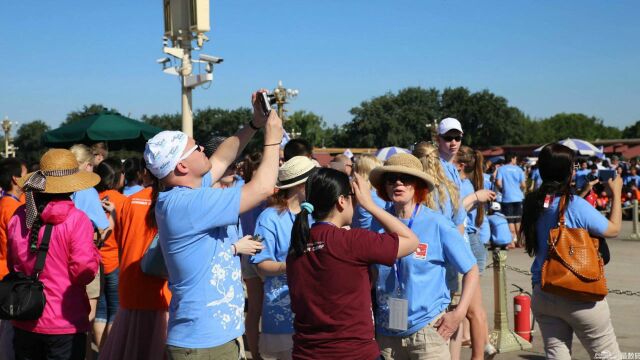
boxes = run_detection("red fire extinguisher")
[512,284,532,342]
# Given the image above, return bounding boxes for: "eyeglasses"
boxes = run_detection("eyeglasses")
[440,135,462,143]
[385,174,415,185]
[179,142,203,161]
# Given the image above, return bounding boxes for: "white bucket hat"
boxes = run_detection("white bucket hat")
[276,156,316,189]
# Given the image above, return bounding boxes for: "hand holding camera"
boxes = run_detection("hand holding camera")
[232,235,265,256]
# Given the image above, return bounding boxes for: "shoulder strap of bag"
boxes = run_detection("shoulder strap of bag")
[33,224,53,280]
[557,195,568,226]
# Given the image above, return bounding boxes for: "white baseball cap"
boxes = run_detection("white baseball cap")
[438,117,463,135]
[144,130,189,179]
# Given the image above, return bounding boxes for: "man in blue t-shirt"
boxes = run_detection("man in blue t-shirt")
[495,153,526,247]
[624,166,640,188]
[144,91,283,359]
[437,117,466,234]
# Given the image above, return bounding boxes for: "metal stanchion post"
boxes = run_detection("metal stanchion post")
[489,249,532,352]
[629,200,640,240]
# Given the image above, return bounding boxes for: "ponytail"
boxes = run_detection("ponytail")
[289,168,351,258]
[457,146,486,227]
[290,206,312,257]
[472,150,485,227]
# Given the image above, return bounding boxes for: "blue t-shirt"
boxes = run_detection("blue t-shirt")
[496,164,525,203]
[530,195,609,285]
[372,205,476,337]
[530,168,542,190]
[432,188,466,227]
[156,172,244,348]
[438,158,466,226]
[460,179,479,235]
[624,175,640,188]
[479,216,490,244]
[250,207,313,334]
[71,187,109,229]
[483,173,493,192]
[123,184,144,197]
[488,213,511,246]
[352,189,386,229]
[239,201,265,239]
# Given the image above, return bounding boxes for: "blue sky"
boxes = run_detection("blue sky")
[1,1,638,130]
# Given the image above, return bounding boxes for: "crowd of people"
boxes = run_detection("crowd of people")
[0,91,624,360]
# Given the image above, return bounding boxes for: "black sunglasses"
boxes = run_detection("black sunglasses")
[385,174,416,185]
[440,135,462,142]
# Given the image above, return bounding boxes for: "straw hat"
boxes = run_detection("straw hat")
[18,149,100,194]
[276,156,316,189]
[370,153,436,191]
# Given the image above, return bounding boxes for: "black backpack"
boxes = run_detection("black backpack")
[0,224,52,320]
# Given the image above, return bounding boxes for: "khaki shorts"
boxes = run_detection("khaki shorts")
[86,268,101,299]
[377,313,449,360]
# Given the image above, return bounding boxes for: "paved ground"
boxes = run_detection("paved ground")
[460,220,640,359]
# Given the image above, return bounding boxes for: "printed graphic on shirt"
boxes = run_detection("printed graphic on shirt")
[207,248,243,331]
[414,243,428,260]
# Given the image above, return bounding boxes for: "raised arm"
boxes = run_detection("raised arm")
[239,94,284,213]
[352,173,418,257]
[209,91,272,182]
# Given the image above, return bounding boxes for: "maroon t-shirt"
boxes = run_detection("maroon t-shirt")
[286,223,399,360]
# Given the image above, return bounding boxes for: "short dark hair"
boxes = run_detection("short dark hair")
[0,158,24,191]
[505,153,518,163]
[284,139,312,161]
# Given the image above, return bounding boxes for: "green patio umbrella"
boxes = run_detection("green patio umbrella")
[43,111,164,150]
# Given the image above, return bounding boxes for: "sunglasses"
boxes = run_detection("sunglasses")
[440,135,462,142]
[179,141,203,161]
[385,173,416,185]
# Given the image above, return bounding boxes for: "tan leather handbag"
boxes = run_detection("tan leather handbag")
[541,196,608,302]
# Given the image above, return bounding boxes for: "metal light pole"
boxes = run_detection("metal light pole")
[488,249,532,352]
[272,80,299,121]
[2,117,18,158]
[162,0,220,137]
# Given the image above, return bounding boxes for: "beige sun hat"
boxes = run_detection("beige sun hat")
[370,153,436,191]
[18,149,101,194]
[276,156,316,189]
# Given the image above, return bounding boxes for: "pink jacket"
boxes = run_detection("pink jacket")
[7,199,99,334]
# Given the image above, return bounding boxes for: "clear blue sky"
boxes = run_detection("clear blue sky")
[1,1,638,130]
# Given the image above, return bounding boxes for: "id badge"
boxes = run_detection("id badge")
[387,297,408,331]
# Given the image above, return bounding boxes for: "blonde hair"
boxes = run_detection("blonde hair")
[69,144,94,169]
[412,142,459,214]
[354,154,383,184]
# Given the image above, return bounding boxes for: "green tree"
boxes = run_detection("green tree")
[440,88,528,147]
[344,87,440,148]
[534,113,621,142]
[63,104,119,125]
[622,120,640,139]
[286,111,329,148]
[142,113,181,131]
[14,120,50,166]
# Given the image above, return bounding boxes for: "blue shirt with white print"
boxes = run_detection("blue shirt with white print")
[156,172,244,349]
[251,207,313,334]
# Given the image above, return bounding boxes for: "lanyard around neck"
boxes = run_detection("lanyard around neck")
[394,203,419,286]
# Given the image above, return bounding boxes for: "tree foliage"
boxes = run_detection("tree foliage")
[14,120,50,166]
[63,104,119,125]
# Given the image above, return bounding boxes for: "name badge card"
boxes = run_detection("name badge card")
[387,297,408,331]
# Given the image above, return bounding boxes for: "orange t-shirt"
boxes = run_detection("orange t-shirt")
[0,194,25,279]
[98,189,127,274]
[117,187,171,310]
